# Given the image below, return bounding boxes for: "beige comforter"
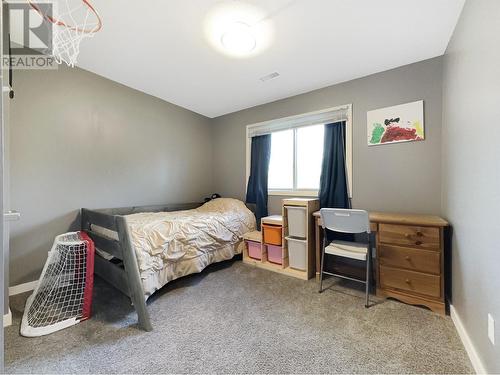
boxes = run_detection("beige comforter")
[125,198,256,299]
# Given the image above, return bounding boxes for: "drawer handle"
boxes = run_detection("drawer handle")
[415,241,423,246]
[416,231,423,237]
[405,279,411,284]
[405,256,411,261]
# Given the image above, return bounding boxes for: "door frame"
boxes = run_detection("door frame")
[0,1,6,371]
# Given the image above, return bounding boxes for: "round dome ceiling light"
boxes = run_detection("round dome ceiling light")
[204,1,274,59]
[220,22,256,56]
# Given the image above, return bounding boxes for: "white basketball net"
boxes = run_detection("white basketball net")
[30,0,102,67]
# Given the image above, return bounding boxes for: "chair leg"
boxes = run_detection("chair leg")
[319,231,327,293]
[365,242,371,308]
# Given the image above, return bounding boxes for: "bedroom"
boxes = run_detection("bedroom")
[1,0,499,374]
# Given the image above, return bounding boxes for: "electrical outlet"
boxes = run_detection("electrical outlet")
[488,314,495,345]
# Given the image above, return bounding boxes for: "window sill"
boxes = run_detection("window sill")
[268,190,319,197]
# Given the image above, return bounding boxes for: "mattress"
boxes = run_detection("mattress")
[95,198,256,299]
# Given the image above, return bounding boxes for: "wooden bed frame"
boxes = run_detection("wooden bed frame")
[81,202,203,331]
[81,202,256,332]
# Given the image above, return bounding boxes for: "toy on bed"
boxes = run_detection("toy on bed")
[204,193,221,202]
[81,198,256,331]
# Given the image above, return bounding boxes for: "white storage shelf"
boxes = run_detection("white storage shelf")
[282,198,320,280]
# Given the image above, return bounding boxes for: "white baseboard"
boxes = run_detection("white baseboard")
[450,304,487,374]
[3,308,12,327]
[9,280,38,296]
[3,281,38,328]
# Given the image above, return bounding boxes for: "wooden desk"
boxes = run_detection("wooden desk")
[313,211,448,314]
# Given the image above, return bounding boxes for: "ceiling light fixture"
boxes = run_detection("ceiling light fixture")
[220,22,256,56]
[204,1,273,58]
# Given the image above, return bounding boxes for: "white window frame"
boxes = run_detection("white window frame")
[245,104,353,198]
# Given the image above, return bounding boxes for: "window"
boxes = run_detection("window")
[246,105,352,197]
[268,125,325,191]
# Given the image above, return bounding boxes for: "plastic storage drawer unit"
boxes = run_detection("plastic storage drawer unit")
[266,244,283,265]
[286,237,307,271]
[246,240,261,260]
[286,206,307,238]
[262,224,282,246]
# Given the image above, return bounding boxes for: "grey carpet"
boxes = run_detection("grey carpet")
[5,260,473,374]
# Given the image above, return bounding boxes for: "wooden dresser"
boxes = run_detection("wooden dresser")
[373,212,448,314]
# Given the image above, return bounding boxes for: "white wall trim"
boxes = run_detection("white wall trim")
[9,280,38,296]
[450,304,487,374]
[3,308,12,327]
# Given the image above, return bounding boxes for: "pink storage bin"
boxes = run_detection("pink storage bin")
[266,244,282,265]
[246,240,261,260]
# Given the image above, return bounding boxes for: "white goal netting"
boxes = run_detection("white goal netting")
[20,231,95,337]
[28,0,102,67]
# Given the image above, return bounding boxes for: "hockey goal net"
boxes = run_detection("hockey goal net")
[21,231,95,337]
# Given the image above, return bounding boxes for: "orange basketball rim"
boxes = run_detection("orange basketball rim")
[27,0,102,34]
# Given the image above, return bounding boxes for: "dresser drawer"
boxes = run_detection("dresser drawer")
[378,224,440,250]
[379,266,441,298]
[378,244,440,275]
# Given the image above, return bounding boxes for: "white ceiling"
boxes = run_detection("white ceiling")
[73,0,464,118]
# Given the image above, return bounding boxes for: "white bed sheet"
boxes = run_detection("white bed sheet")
[94,198,256,299]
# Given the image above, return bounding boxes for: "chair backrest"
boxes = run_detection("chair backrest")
[320,208,370,234]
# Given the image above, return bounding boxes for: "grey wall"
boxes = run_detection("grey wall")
[9,66,213,285]
[442,0,500,372]
[211,57,443,216]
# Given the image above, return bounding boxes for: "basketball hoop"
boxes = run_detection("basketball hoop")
[28,0,102,67]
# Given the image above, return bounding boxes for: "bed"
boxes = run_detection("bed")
[81,198,256,331]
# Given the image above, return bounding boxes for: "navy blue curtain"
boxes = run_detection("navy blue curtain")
[319,121,351,209]
[246,134,272,229]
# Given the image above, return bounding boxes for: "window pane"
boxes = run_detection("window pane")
[268,129,293,189]
[296,124,324,190]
